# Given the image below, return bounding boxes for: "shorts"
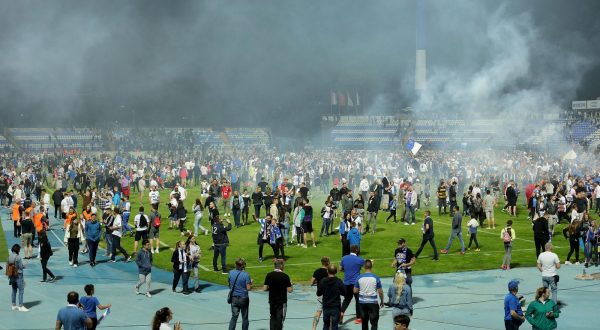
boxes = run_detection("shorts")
[302,221,313,233]
[135,230,148,241]
[21,233,33,247]
[485,210,494,219]
[507,200,516,207]
[315,296,323,312]
[149,227,160,239]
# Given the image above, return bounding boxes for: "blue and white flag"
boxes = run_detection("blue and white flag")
[406,139,422,155]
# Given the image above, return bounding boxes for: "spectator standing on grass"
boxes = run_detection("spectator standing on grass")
[228,258,253,330]
[440,206,465,255]
[354,259,385,329]
[133,206,149,254]
[212,216,232,273]
[80,284,111,330]
[317,264,346,330]
[135,239,153,298]
[415,210,438,260]
[537,242,560,303]
[483,189,496,229]
[311,256,330,330]
[302,199,317,248]
[263,259,293,330]
[149,205,162,254]
[340,245,364,325]
[501,220,516,270]
[56,291,93,330]
[504,280,525,330]
[533,214,550,258]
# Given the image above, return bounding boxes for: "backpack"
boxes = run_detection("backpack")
[139,213,148,228]
[503,228,512,243]
[5,262,18,278]
[152,213,161,228]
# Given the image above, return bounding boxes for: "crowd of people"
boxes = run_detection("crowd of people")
[3,142,598,329]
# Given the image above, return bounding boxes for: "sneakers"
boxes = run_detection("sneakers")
[49,276,56,283]
[204,229,209,236]
[404,222,409,226]
[126,256,132,262]
[565,261,571,265]
[135,286,140,295]
[459,251,465,255]
[18,306,29,312]
[302,245,308,249]
[440,249,448,254]
[354,319,362,324]
[73,264,78,268]
[411,222,416,225]
[11,305,18,311]
[475,248,480,252]
[258,257,263,262]
[575,262,581,265]
[69,261,73,266]
[155,248,160,254]
[110,260,117,263]
[501,265,507,270]
[145,292,152,298]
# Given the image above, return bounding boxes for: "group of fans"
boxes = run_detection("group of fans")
[1,143,599,329]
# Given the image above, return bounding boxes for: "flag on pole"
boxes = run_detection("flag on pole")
[330,91,337,106]
[355,92,360,106]
[406,139,422,155]
[347,92,354,107]
[338,93,346,107]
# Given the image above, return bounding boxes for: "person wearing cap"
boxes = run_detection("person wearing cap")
[393,239,416,286]
[504,279,525,329]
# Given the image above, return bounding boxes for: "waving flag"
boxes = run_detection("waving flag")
[406,139,422,155]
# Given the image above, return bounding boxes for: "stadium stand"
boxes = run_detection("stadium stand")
[224,128,271,146]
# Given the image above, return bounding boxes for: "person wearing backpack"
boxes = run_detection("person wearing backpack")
[7,244,29,312]
[149,205,162,254]
[501,220,516,270]
[133,206,149,255]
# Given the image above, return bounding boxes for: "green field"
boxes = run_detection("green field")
[77,184,567,286]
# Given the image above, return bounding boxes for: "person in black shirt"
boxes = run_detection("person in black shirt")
[257,178,269,196]
[415,210,438,260]
[311,257,330,330]
[251,187,263,219]
[506,181,518,216]
[263,259,293,330]
[393,239,416,286]
[317,264,346,330]
[532,215,550,258]
[299,182,310,200]
[212,216,232,273]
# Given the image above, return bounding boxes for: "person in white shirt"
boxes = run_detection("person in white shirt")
[110,208,131,263]
[537,242,560,303]
[138,177,146,202]
[42,189,50,216]
[133,206,150,254]
[152,307,181,330]
[359,176,370,203]
[149,186,160,210]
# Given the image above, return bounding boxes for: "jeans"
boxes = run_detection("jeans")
[322,307,341,330]
[468,232,479,249]
[11,275,24,306]
[320,218,331,236]
[136,273,152,293]
[172,269,190,292]
[229,296,250,330]
[41,258,54,281]
[13,221,21,238]
[194,213,208,236]
[105,232,113,255]
[269,302,287,330]
[111,236,129,261]
[233,209,241,227]
[87,239,99,264]
[404,206,416,224]
[367,212,377,233]
[253,205,261,218]
[360,303,380,330]
[68,237,79,264]
[213,244,227,271]
[444,230,465,252]
[503,243,512,266]
[542,276,558,303]
[415,235,438,259]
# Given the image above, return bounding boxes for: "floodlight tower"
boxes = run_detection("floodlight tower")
[415,0,427,94]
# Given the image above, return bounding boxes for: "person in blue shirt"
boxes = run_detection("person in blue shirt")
[56,291,93,330]
[340,245,365,325]
[228,258,253,330]
[354,259,384,328]
[347,222,362,254]
[79,284,111,330]
[504,280,525,330]
[85,213,102,267]
[339,214,351,257]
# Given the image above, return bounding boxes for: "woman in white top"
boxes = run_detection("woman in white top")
[186,236,201,291]
[152,307,181,330]
[192,198,208,236]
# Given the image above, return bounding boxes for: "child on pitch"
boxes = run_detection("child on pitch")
[500,220,516,270]
[467,215,480,251]
[80,284,111,330]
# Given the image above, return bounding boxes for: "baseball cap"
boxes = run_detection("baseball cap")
[508,280,519,291]
[397,238,406,244]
